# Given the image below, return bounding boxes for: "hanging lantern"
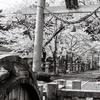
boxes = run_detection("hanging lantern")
[84,19,89,26]
[70,25,76,36]
[70,25,76,32]
[65,0,79,9]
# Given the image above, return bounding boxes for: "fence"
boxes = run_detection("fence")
[38,79,100,100]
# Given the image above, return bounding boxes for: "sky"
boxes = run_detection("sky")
[0,0,23,9]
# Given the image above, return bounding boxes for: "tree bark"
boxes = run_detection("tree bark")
[32,0,45,72]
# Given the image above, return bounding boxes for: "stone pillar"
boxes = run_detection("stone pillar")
[84,64,87,71]
[67,63,70,71]
[86,64,88,70]
[57,79,66,87]
[45,62,49,73]
[72,80,81,89]
[72,63,76,72]
[47,82,58,100]
[67,63,71,74]
[79,63,81,71]
[56,62,59,75]
[72,80,81,100]
[76,63,78,72]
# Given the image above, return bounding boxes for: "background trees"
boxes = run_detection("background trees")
[0,0,100,71]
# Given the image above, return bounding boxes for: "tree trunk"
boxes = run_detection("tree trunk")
[53,36,58,74]
[90,50,94,69]
[32,0,45,72]
[53,51,56,74]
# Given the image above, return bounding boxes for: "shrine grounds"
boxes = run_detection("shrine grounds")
[50,69,100,90]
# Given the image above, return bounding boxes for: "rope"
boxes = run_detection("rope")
[37,5,100,24]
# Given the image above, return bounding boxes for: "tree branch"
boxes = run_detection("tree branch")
[94,11,100,20]
[81,45,97,55]
[44,26,65,46]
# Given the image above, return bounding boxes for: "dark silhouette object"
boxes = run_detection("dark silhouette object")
[42,48,46,62]
[65,0,79,9]
[81,62,85,72]
[66,54,68,70]
[85,26,93,34]
[70,24,76,32]
[23,30,32,40]
[41,48,46,71]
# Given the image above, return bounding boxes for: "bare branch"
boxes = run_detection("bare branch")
[44,24,54,33]
[94,11,100,20]
[78,1,86,5]
[81,45,97,55]
[44,26,65,46]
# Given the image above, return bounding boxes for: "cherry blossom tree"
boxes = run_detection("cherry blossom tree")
[0,0,100,72]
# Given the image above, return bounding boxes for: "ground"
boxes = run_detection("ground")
[37,69,100,100]
[37,69,100,91]
[50,69,100,90]
[51,69,100,81]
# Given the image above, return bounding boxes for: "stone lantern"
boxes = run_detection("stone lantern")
[70,24,76,32]
[45,62,49,73]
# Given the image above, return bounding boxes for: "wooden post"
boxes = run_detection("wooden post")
[47,82,58,100]
[32,0,45,72]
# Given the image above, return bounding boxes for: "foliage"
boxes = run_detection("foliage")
[0,4,36,55]
[0,0,100,63]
